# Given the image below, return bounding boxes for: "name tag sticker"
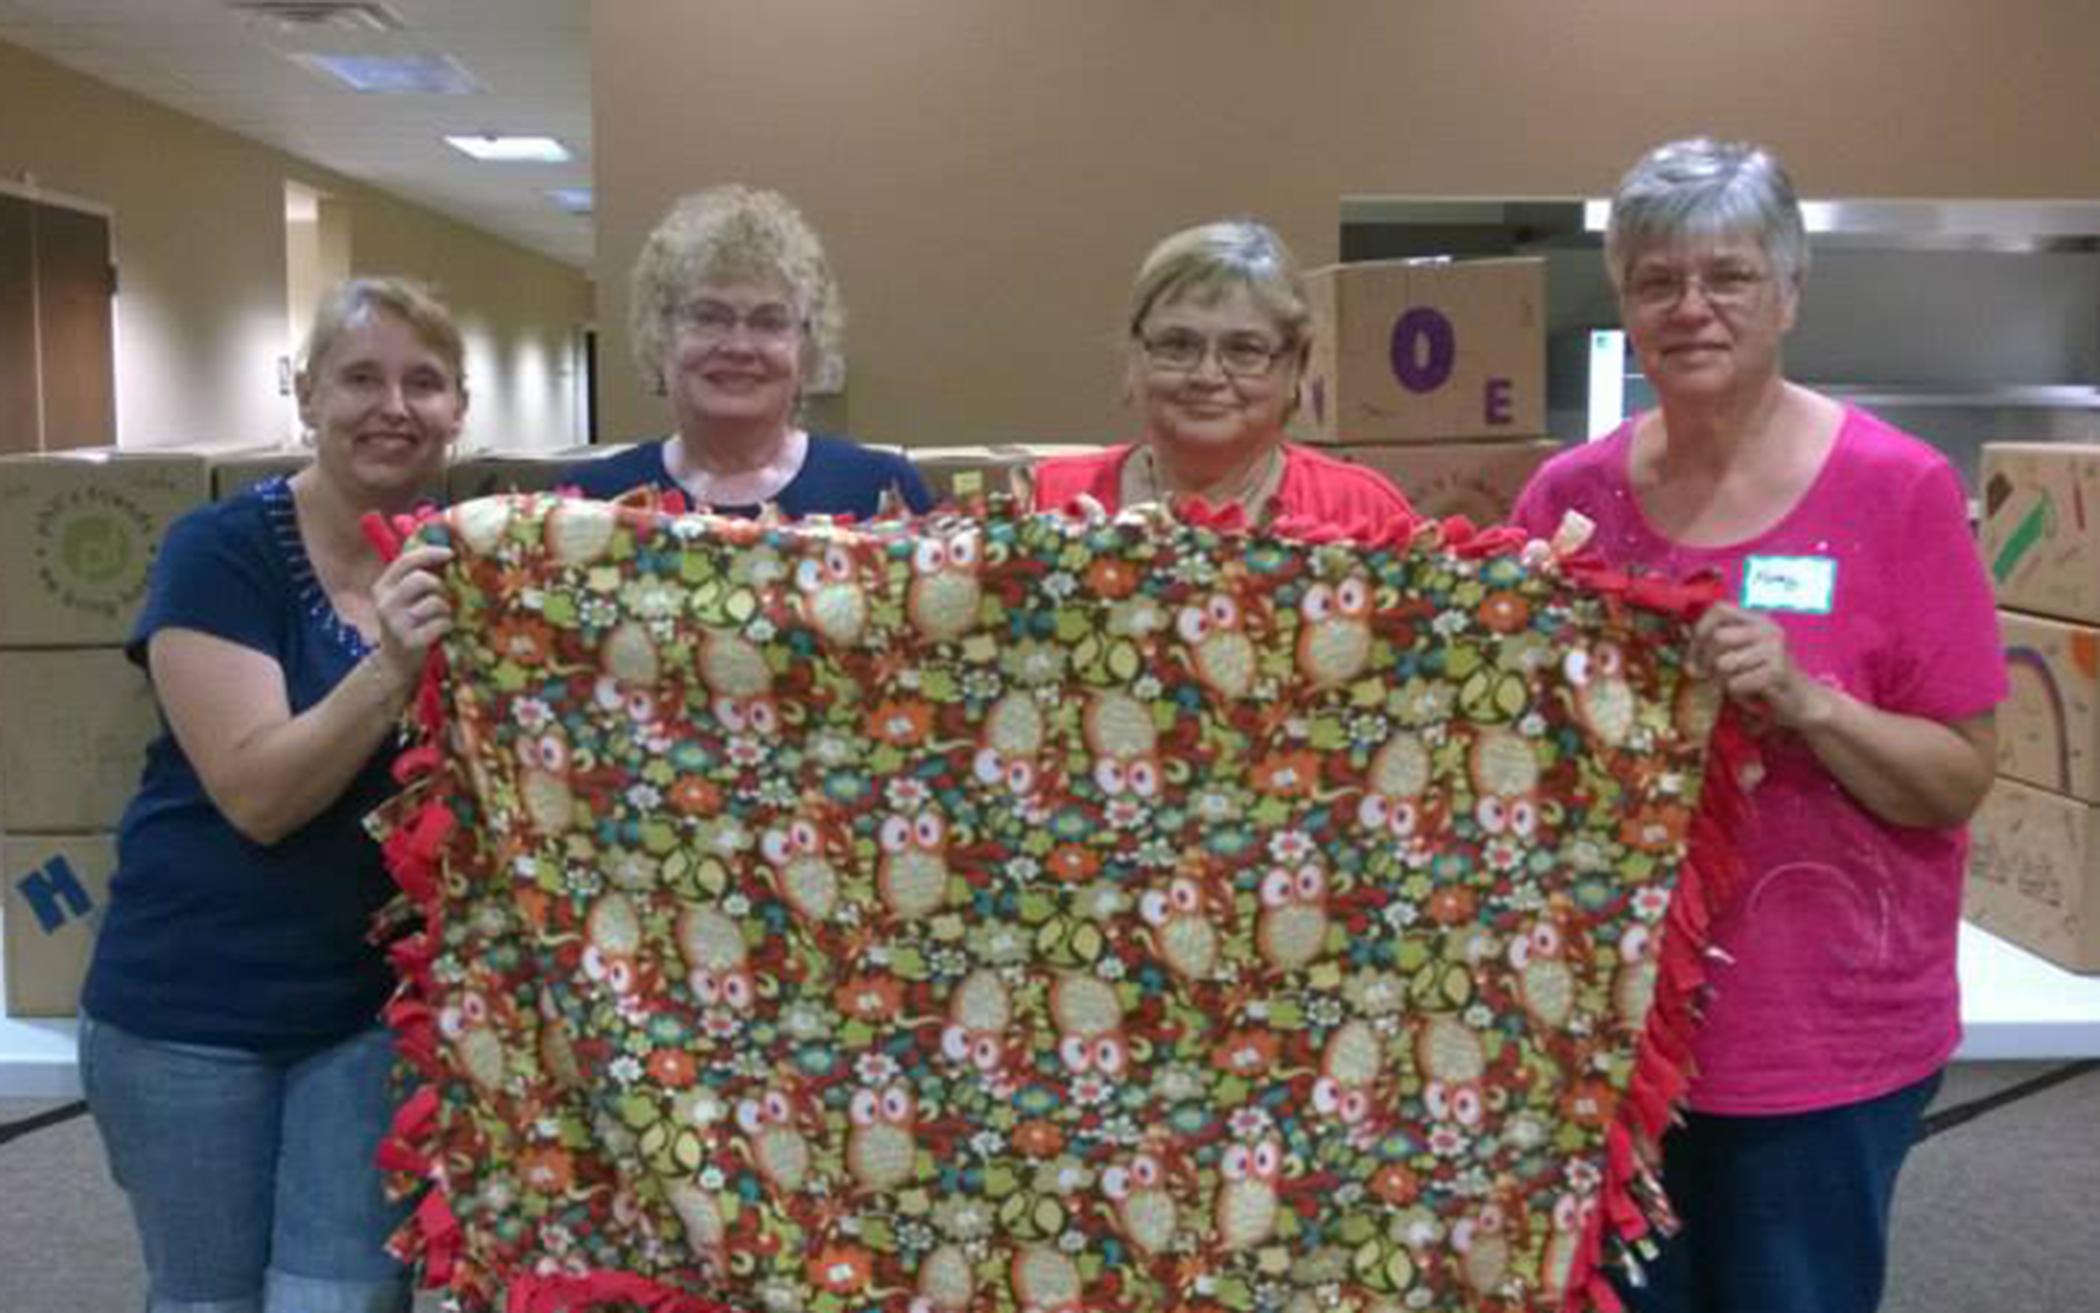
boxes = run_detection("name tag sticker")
[1741,555,1836,614]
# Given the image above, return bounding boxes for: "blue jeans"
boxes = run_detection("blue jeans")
[1625,1069,1944,1313]
[79,1014,412,1313]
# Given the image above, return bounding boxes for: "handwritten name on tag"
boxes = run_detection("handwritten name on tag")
[1741,555,1836,614]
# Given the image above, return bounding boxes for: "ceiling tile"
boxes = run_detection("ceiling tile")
[0,0,590,266]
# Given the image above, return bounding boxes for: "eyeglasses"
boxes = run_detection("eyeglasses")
[674,300,804,346]
[1624,264,1772,312]
[1138,329,1292,378]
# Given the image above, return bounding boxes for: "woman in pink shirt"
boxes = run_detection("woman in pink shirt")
[1033,220,1413,526]
[1514,139,2004,1313]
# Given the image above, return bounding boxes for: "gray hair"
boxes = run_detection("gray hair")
[1128,219,1312,361]
[1605,138,1809,293]
[628,184,842,392]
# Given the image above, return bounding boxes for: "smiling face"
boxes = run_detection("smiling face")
[665,278,805,439]
[299,307,464,500]
[1131,283,1298,465]
[1619,232,1796,404]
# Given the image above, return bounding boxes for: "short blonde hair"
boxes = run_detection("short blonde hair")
[628,185,843,391]
[300,276,465,386]
[1127,220,1311,363]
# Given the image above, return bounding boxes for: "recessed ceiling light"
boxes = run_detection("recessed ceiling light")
[293,52,480,94]
[444,134,572,163]
[544,187,594,215]
[230,2,405,35]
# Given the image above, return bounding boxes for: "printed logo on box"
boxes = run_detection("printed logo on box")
[1386,305,1520,427]
[32,486,158,621]
[14,855,96,933]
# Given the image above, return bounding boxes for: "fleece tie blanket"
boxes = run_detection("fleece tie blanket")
[366,492,1743,1313]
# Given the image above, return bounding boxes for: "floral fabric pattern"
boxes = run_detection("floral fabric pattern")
[373,494,1735,1313]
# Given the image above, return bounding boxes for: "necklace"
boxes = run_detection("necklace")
[1122,444,1287,521]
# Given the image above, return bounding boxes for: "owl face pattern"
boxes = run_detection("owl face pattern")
[1140,875,1220,980]
[1102,1150,1178,1254]
[973,692,1046,801]
[1257,863,1330,970]
[1084,691,1162,814]
[736,1087,811,1191]
[878,810,951,919]
[1050,974,1128,1079]
[1508,917,1576,1030]
[1469,728,1541,840]
[1358,732,1433,840]
[1565,639,1636,746]
[677,906,754,1014]
[761,818,838,923]
[908,528,983,642]
[1312,1020,1386,1143]
[1417,1014,1489,1131]
[1297,572,1374,688]
[940,969,1013,1081]
[1215,1134,1285,1251]
[846,1083,917,1191]
[1178,591,1257,699]
[795,540,869,646]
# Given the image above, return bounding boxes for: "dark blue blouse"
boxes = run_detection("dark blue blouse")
[562,434,933,518]
[82,477,401,1049]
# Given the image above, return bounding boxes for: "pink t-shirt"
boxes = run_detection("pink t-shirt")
[1514,408,2006,1115]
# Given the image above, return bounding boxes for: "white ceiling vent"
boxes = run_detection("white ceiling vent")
[228,2,406,34]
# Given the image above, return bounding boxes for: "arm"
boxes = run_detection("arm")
[894,457,937,514]
[152,543,453,846]
[1693,603,1996,828]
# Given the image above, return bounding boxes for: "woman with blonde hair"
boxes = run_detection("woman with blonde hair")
[568,184,931,516]
[1034,218,1413,523]
[81,276,464,1312]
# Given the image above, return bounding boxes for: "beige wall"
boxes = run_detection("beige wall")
[593,0,2100,448]
[0,37,592,453]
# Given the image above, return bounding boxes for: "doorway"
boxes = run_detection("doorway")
[0,181,115,455]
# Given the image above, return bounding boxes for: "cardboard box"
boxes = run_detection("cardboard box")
[0,450,213,646]
[911,444,1104,505]
[2,833,114,1017]
[1966,776,2100,972]
[211,448,310,499]
[1980,443,2100,625]
[1296,257,1545,445]
[0,648,159,832]
[1998,610,2100,801]
[1329,438,1561,526]
[446,446,607,503]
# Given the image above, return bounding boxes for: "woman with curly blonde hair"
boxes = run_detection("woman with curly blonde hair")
[567,184,930,516]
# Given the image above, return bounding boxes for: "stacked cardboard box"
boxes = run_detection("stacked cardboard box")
[446,444,615,503]
[910,444,1105,507]
[210,446,311,500]
[0,450,212,1016]
[1292,256,1559,524]
[1968,443,2100,970]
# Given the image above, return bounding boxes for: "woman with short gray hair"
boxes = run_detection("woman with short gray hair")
[1515,138,2004,1313]
[566,184,931,518]
[1033,219,1414,524]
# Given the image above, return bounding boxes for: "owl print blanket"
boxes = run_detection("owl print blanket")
[366,492,1744,1313]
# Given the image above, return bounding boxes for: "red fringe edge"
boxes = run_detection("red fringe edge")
[1552,551,1748,1312]
[364,507,742,1312]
